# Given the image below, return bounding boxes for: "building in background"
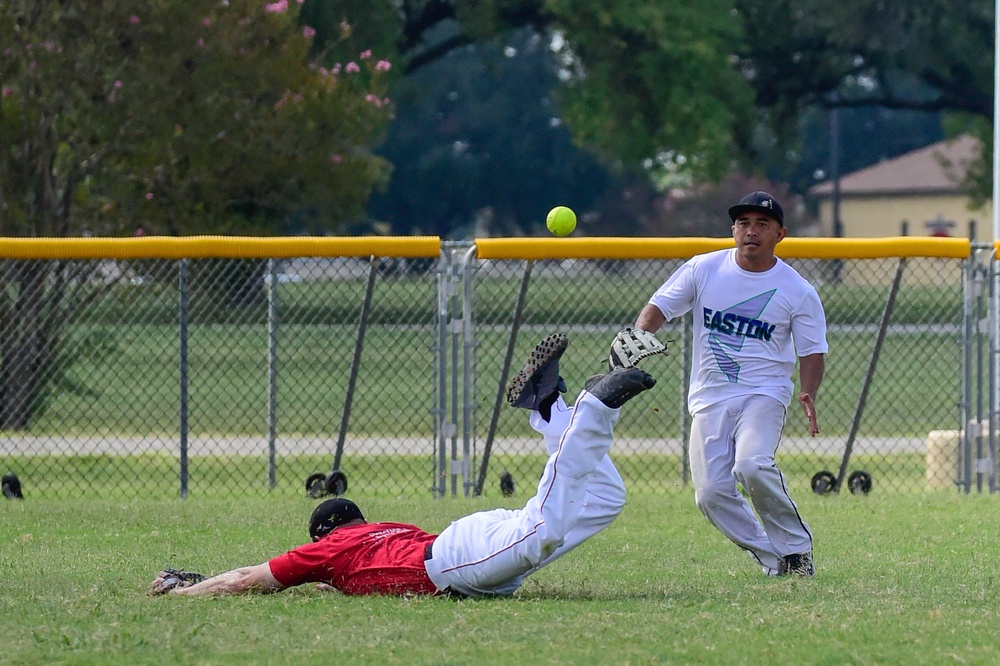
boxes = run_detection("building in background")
[809,134,992,241]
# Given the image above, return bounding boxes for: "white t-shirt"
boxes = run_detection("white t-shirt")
[648,248,828,413]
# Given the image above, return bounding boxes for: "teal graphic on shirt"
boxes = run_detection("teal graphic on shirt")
[702,290,777,382]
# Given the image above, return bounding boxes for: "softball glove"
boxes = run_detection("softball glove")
[607,328,668,370]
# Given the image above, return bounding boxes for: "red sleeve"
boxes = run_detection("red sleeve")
[269,538,338,588]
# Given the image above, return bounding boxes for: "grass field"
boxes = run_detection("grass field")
[81,272,964,328]
[3,491,999,665]
[6,319,967,497]
[32,268,964,438]
[0,449,943,499]
[28,323,960,439]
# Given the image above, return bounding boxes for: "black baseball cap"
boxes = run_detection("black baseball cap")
[309,498,366,539]
[728,191,784,226]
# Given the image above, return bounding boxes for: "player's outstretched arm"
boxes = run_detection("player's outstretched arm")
[634,303,666,332]
[152,563,285,596]
[607,326,669,370]
[797,353,825,436]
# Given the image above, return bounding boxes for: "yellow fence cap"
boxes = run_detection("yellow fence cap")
[0,236,442,260]
[474,236,970,261]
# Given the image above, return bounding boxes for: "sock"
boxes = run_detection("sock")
[537,391,559,423]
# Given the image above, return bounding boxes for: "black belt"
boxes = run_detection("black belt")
[423,540,467,599]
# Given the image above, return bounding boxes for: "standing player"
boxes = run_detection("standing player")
[150,334,658,598]
[618,191,827,577]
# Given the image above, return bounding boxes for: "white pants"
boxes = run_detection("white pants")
[689,394,812,573]
[424,392,626,597]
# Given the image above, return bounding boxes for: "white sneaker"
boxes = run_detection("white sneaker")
[748,550,782,576]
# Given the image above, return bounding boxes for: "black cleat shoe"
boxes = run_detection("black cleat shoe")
[781,551,815,577]
[499,471,515,497]
[2,472,23,499]
[506,334,569,411]
[584,367,656,408]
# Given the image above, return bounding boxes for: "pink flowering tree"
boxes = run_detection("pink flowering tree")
[0,0,394,428]
[0,0,393,237]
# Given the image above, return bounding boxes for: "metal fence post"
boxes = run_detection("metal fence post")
[433,250,451,498]
[178,258,190,499]
[990,253,998,493]
[475,258,534,497]
[460,245,478,497]
[332,255,379,473]
[961,253,974,493]
[266,258,278,490]
[448,246,463,497]
[975,250,986,492]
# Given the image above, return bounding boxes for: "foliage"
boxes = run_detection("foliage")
[366,29,620,237]
[769,105,944,196]
[736,0,993,117]
[327,0,776,235]
[0,0,393,236]
[546,0,755,182]
[338,0,756,185]
[947,113,993,209]
[0,0,395,429]
[340,0,977,230]
[733,0,992,198]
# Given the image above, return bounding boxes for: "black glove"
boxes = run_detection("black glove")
[151,568,206,595]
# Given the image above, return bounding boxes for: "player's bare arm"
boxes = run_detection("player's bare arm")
[155,563,285,596]
[634,303,666,332]
[797,353,825,436]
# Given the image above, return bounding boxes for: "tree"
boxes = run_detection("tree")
[333,0,757,184]
[0,0,393,429]
[315,1,997,207]
[366,29,618,237]
[733,0,992,198]
[0,0,395,237]
[736,0,992,117]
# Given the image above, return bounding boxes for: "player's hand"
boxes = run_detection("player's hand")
[149,568,206,596]
[150,571,170,595]
[315,583,337,593]
[798,392,819,436]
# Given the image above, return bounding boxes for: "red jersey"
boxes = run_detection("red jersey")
[268,522,438,596]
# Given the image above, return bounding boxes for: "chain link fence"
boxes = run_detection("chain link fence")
[0,238,442,499]
[0,236,987,499]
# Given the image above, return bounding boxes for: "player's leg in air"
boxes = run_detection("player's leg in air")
[424,334,655,597]
[506,334,632,570]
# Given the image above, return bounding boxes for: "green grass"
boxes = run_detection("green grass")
[28,323,961,438]
[0,450,939,499]
[9,318,965,498]
[15,264,969,439]
[76,273,966,327]
[0,453,441,498]
[2,492,999,664]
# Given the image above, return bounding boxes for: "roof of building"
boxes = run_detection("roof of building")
[808,134,980,197]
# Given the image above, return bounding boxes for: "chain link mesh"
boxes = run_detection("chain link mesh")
[1,255,439,498]
[467,253,968,498]
[0,242,980,499]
